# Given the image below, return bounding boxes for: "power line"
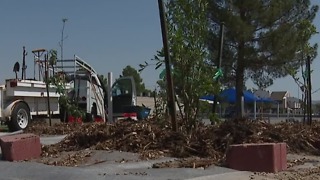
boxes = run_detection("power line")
[312,87,320,94]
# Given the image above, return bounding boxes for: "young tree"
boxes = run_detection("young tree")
[140,0,218,132]
[208,0,318,118]
[121,65,146,95]
[47,49,85,122]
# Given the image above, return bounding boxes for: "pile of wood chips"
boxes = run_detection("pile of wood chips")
[27,119,320,167]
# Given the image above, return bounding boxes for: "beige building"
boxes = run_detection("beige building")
[252,89,303,115]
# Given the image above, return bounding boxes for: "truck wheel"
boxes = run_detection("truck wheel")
[9,102,30,131]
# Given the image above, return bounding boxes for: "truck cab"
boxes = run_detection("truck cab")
[112,76,137,119]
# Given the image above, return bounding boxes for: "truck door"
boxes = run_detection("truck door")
[112,76,137,114]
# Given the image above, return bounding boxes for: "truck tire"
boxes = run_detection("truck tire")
[9,102,30,131]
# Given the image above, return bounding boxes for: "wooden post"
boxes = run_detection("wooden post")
[158,0,177,131]
[45,54,52,126]
[307,55,312,125]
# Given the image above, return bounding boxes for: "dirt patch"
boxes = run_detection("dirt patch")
[38,150,92,167]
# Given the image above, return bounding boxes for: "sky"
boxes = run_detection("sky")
[0,0,320,99]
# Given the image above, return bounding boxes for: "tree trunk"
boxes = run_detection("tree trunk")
[235,9,246,120]
[303,88,307,124]
[235,42,245,119]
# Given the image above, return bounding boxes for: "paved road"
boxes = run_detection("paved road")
[0,160,256,180]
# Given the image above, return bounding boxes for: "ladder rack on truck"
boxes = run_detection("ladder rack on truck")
[54,55,106,122]
[41,55,141,122]
[31,53,106,123]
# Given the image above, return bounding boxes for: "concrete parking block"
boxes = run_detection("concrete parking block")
[0,133,41,161]
[226,143,287,173]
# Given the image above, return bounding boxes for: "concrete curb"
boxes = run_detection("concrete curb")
[0,130,23,137]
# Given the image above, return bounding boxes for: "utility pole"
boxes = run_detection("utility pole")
[158,0,177,132]
[21,46,27,80]
[212,22,225,115]
[306,55,312,125]
[60,18,68,70]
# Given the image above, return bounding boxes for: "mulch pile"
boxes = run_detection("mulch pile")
[25,121,82,135]
[26,119,320,167]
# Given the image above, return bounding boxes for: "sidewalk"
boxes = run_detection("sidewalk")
[0,159,256,180]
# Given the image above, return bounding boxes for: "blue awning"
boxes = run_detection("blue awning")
[219,88,259,103]
[200,88,260,103]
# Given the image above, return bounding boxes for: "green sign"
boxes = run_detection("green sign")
[213,68,223,80]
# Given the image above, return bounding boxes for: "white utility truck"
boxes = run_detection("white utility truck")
[0,47,138,131]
